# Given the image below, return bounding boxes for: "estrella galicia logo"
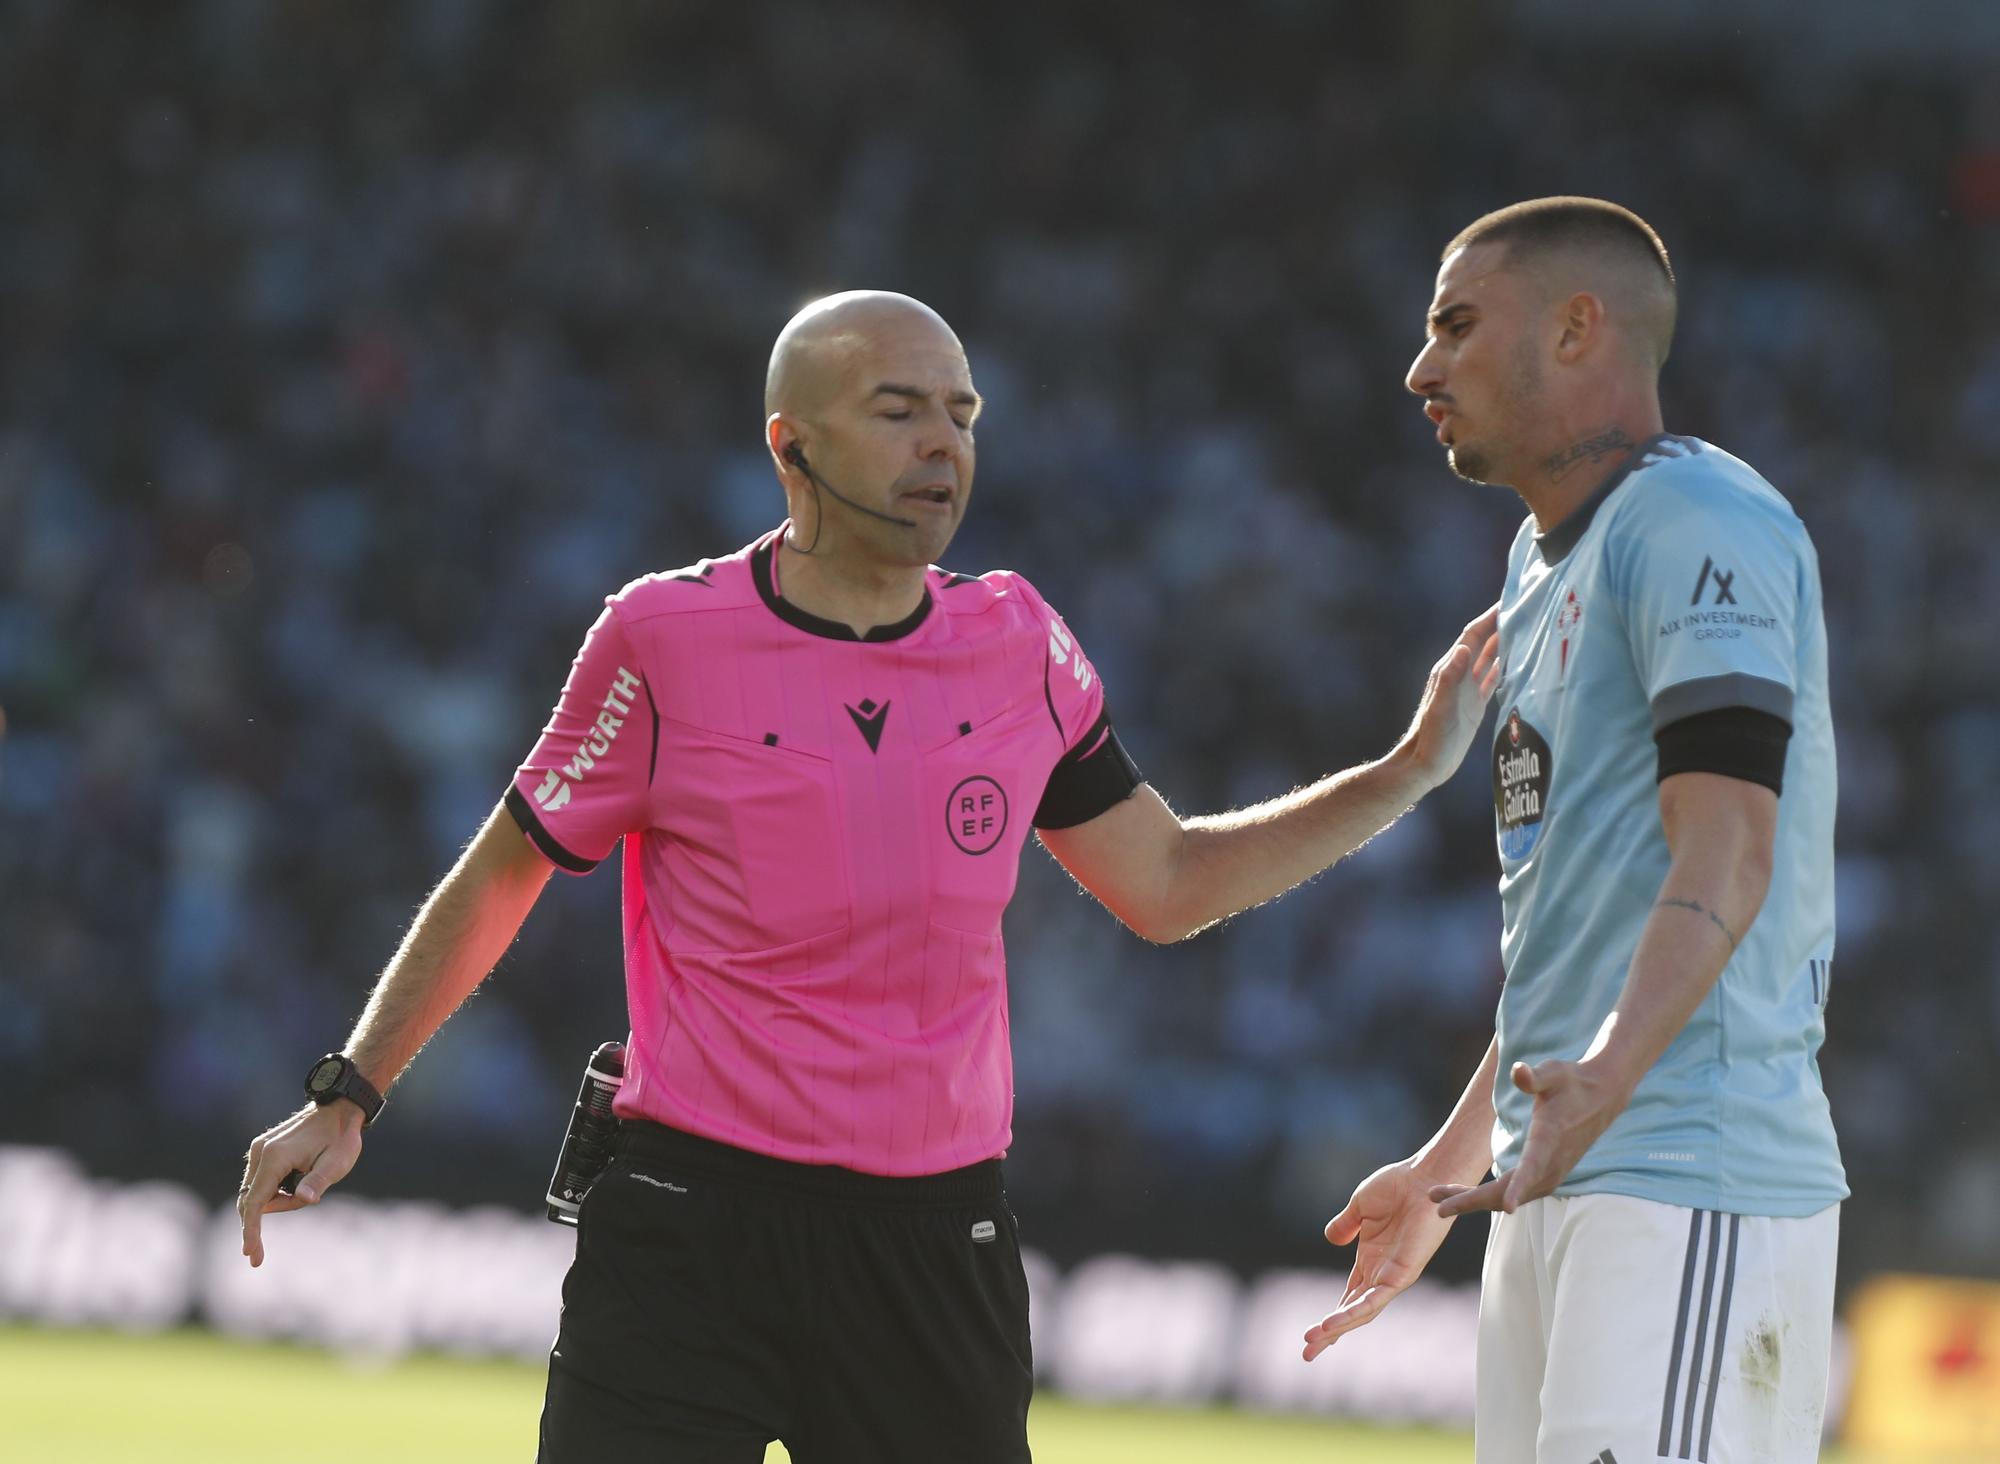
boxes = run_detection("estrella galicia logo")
[1493,706,1552,862]
[946,775,1008,855]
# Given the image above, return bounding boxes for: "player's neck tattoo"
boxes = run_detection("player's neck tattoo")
[1656,896,1739,951]
[1545,427,1633,483]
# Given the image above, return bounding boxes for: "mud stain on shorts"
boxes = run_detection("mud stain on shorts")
[1740,1315,1783,1391]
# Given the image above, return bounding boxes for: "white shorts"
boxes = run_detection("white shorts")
[1475,1192,1839,1464]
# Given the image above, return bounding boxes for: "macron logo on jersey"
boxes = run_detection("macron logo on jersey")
[534,665,643,812]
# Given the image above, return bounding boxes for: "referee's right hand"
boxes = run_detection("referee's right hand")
[1399,603,1502,793]
[236,1101,365,1267]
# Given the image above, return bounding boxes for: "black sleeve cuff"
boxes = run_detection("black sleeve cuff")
[1034,707,1143,830]
[503,784,600,874]
[1654,706,1791,796]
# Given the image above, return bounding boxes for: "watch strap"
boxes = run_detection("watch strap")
[305,1053,385,1126]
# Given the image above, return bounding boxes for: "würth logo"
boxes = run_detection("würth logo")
[845,698,891,753]
[1047,619,1095,691]
[1690,557,1736,606]
[535,665,643,812]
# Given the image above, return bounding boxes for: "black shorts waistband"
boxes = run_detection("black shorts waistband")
[615,1120,1005,1209]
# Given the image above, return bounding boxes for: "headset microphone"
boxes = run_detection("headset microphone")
[785,444,920,532]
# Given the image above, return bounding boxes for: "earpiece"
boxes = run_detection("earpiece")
[781,439,918,540]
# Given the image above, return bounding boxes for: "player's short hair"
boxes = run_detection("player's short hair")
[1446,197,1677,366]
[1444,196,1674,286]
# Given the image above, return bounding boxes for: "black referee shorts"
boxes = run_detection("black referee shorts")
[537,1122,1035,1463]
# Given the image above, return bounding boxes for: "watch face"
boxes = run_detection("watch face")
[308,1056,345,1095]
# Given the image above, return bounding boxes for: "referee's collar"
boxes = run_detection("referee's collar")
[751,532,934,643]
[1534,433,1672,565]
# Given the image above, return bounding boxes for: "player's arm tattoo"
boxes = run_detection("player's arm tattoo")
[1545,427,1633,483]
[1655,896,1739,951]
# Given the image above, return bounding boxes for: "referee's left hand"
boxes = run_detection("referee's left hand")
[1426,1057,1630,1217]
[237,1100,365,1267]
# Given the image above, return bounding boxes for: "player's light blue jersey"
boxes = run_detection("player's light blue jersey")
[1490,434,1845,1216]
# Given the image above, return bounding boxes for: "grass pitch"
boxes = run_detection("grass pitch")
[0,1323,1892,1462]
[0,1325,1458,1462]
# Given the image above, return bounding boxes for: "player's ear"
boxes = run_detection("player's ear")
[1555,292,1605,362]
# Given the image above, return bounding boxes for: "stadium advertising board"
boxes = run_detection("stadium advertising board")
[0,1145,1854,1434]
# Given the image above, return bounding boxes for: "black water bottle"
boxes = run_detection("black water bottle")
[545,1041,626,1225]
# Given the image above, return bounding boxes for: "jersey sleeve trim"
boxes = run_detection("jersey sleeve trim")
[1649,672,1793,734]
[503,785,600,875]
[1033,706,1143,830]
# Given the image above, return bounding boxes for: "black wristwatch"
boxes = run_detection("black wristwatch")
[304,1052,385,1127]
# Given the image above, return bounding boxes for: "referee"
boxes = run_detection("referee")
[238,290,1500,1462]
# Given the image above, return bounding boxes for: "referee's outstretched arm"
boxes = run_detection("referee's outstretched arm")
[235,799,553,1265]
[1040,605,1499,944]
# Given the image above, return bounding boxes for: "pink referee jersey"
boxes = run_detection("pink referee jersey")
[505,528,1140,1177]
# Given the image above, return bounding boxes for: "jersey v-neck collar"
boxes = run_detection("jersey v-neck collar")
[1534,433,1676,565]
[750,532,934,643]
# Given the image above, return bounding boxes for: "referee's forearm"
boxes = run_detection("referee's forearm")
[342,800,553,1091]
[1163,746,1431,938]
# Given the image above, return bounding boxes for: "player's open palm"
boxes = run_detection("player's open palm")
[1404,604,1502,791]
[1302,1156,1459,1361]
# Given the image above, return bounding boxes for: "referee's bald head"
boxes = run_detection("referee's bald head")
[1445,198,1677,373]
[766,292,967,418]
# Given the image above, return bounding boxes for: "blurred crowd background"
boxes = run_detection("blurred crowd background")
[5,0,1998,1298]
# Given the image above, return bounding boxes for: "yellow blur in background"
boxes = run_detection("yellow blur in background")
[1844,1274,2000,1460]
